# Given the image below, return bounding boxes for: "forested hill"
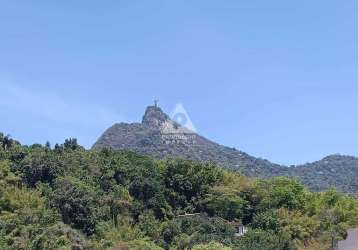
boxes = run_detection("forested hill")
[93,106,358,195]
[92,105,287,178]
[288,155,358,195]
[1,134,358,249]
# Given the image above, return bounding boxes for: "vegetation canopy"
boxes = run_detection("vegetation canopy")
[0,134,357,249]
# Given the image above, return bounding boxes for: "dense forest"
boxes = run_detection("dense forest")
[1,133,358,250]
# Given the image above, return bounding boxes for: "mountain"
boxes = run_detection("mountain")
[93,106,287,177]
[288,155,358,195]
[93,105,358,195]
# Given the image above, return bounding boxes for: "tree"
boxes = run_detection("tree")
[251,210,280,233]
[101,185,132,227]
[51,177,97,235]
[0,166,58,249]
[14,151,63,187]
[138,211,161,239]
[1,134,13,150]
[237,230,295,250]
[260,177,308,210]
[203,192,247,221]
[63,138,82,151]
[164,159,223,211]
[28,222,92,250]
[160,216,236,249]
[277,208,319,247]
[319,207,347,250]
[0,160,21,186]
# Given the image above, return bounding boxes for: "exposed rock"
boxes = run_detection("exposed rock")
[93,106,286,177]
[93,106,358,195]
[142,106,169,130]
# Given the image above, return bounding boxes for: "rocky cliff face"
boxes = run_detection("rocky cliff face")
[93,106,358,195]
[142,106,169,129]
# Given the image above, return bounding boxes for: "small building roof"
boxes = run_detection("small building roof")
[338,228,358,250]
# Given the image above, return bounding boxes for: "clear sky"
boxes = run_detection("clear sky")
[1,1,358,165]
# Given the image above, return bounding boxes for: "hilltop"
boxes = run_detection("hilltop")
[93,106,358,195]
[93,106,287,177]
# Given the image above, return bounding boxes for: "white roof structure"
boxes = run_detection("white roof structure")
[338,228,358,250]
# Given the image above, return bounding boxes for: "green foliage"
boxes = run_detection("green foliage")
[0,134,15,151]
[0,165,59,249]
[159,216,236,249]
[203,192,247,221]
[164,159,223,212]
[29,222,92,250]
[278,209,319,247]
[138,211,161,239]
[236,229,296,250]
[63,138,82,151]
[1,134,358,249]
[13,150,64,187]
[192,241,232,250]
[127,239,164,250]
[259,177,308,210]
[0,160,21,186]
[251,210,280,233]
[95,217,143,246]
[0,230,7,250]
[50,177,98,235]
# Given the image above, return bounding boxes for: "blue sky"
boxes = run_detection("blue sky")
[1,1,358,165]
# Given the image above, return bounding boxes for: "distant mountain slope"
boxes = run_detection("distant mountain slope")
[93,106,358,195]
[289,155,358,195]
